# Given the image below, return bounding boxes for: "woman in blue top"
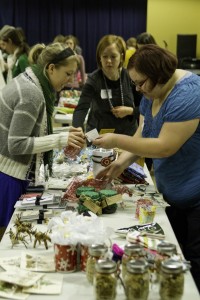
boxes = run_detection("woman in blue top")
[93,44,200,292]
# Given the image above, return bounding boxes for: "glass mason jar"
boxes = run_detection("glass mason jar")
[155,242,177,274]
[124,259,149,300]
[159,259,184,300]
[94,259,117,300]
[86,244,108,284]
[122,243,145,280]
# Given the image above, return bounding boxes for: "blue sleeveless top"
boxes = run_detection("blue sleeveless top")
[140,72,200,208]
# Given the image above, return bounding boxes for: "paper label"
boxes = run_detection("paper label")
[83,199,102,215]
[101,194,122,208]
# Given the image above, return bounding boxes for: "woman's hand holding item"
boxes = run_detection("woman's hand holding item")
[95,160,124,182]
[111,106,133,118]
[93,133,116,149]
[68,126,85,149]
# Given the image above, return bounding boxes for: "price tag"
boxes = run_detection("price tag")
[85,128,99,142]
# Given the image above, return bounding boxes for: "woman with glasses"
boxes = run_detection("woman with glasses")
[72,34,138,136]
[93,44,200,292]
[0,43,85,230]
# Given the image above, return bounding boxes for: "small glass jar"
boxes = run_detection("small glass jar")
[122,243,145,280]
[159,259,184,300]
[124,259,149,300]
[94,259,117,300]
[155,242,177,274]
[86,244,108,284]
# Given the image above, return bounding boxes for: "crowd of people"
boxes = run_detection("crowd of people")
[0,24,200,293]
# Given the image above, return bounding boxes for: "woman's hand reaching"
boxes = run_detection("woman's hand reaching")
[93,133,117,149]
[68,126,86,149]
[95,160,125,182]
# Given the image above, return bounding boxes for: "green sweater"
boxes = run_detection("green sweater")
[12,53,29,78]
[0,67,69,183]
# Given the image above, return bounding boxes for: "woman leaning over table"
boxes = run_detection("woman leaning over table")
[72,34,138,136]
[93,44,200,292]
[0,43,85,229]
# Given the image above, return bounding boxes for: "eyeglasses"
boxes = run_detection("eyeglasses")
[131,77,148,88]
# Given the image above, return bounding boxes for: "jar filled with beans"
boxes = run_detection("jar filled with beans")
[94,259,117,300]
[86,244,108,284]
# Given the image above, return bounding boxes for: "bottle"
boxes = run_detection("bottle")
[156,242,177,275]
[124,259,149,300]
[159,259,184,300]
[94,259,117,300]
[86,244,108,284]
[122,243,145,280]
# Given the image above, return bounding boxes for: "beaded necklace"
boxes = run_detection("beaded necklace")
[103,70,124,109]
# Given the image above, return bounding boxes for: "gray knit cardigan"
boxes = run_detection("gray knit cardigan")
[0,67,69,182]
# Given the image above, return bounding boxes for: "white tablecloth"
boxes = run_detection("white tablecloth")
[0,167,199,299]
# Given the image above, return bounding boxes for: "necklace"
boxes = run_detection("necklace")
[103,70,124,109]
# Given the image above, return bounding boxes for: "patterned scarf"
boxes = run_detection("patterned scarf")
[31,64,56,176]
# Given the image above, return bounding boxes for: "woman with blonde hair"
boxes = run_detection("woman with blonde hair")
[0,42,85,229]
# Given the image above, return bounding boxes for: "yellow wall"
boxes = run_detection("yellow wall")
[147,0,200,57]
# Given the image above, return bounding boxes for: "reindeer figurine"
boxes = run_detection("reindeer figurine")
[33,230,51,250]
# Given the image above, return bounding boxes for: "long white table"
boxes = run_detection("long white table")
[0,168,199,299]
[54,113,73,126]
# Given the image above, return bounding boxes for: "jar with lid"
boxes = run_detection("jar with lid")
[155,242,177,274]
[124,259,149,300]
[86,244,108,284]
[159,259,184,300]
[94,259,117,300]
[122,243,145,280]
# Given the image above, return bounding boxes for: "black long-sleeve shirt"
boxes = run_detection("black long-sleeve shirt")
[72,68,138,136]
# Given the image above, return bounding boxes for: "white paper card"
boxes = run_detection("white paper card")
[0,281,29,300]
[22,274,63,295]
[0,269,44,287]
[85,128,99,142]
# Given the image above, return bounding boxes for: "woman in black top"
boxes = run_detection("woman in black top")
[72,34,138,136]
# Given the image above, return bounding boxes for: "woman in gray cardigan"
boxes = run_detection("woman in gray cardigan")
[0,43,85,228]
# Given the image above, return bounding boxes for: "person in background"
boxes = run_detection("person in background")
[0,26,30,82]
[0,25,14,82]
[53,34,66,43]
[73,35,83,55]
[28,43,45,64]
[64,34,86,89]
[136,32,157,49]
[93,44,200,292]
[123,37,136,68]
[72,34,138,136]
[0,43,85,231]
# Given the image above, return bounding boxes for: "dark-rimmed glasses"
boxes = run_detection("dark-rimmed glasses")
[131,77,148,88]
